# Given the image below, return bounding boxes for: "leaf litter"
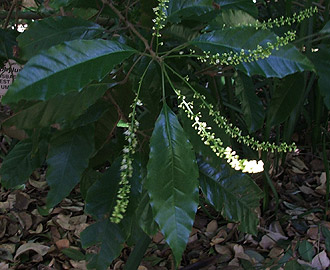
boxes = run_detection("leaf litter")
[1,149,330,269]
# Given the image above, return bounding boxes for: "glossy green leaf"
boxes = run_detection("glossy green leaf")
[69,99,111,129]
[85,158,122,220]
[80,169,102,200]
[298,240,314,262]
[93,103,119,151]
[199,159,263,234]
[0,138,47,188]
[146,103,199,266]
[268,73,304,126]
[0,29,18,64]
[191,27,314,78]
[3,84,107,129]
[2,40,136,104]
[235,72,265,132]
[309,45,330,109]
[46,125,95,208]
[320,21,330,34]
[81,219,125,270]
[17,16,104,60]
[165,0,213,23]
[205,9,257,31]
[217,0,258,17]
[163,25,199,43]
[85,157,141,220]
[135,190,158,236]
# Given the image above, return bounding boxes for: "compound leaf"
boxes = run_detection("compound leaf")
[146,103,199,266]
[3,40,135,104]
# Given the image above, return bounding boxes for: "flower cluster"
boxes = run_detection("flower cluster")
[177,92,264,173]
[191,91,296,153]
[220,6,318,30]
[257,6,318,30]
[198,30,296,66]
[110,98,140,224]
[152,0,169,37]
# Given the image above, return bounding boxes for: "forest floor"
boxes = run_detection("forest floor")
[0,149,330,270]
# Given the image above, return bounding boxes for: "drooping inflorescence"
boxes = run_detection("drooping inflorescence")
[110,99,140,224]
[176,91,264,173]
[220,6,318,30]
[256,6,318,30]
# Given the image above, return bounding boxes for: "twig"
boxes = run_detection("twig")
[118,53,144,85]
[101,0,156,58]
[3,0,17,29]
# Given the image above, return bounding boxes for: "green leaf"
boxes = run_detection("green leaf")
[93,103,119,151]
[235,72,265,132]
[62,248,86,261]
[46,125,95,208]
[284,260,303,270]
[298,240,314,262]
[199,159,263,234]
[0,29,18,64]
[321,226,330,252]
[216,0,258,17]
[165,0,213,23]
[0,138,47,188]
[191,27,314,78]
[81,219,125,270]
[268,73,304,126]
[320,21,330,34]
[86,157,142,221]
[3,84,108,129]
[69,99,111,129]
[136,190,158,236]
[17,16,104,60]
[205,9,257,31]
[2,39,136,104]
[85,158,122,220]
[80,169,102,200]
[146,103,199,266]
[309,45,330,109]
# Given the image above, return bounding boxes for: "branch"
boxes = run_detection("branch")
[3,0,17,29]
[101,0,156,58]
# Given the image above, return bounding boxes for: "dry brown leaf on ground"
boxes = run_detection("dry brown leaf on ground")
[311,250,330,270]
[0,262,9,270]
[14,242,50,260]
[260,232,288,250]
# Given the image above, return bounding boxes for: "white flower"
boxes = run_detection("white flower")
[124,130,131,136]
